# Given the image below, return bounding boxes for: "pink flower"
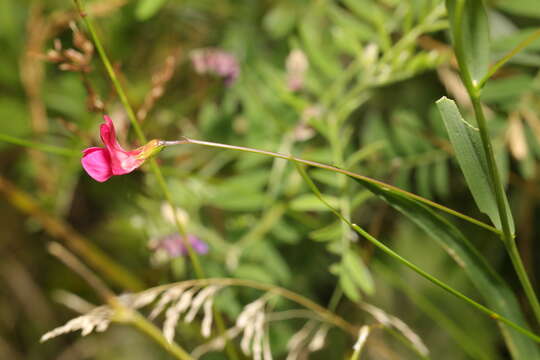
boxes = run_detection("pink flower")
[190,48,239,85]
[81,115,162,182]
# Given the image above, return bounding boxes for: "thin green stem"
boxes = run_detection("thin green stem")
[73,0,202,277]
[73,2,238,358]
[452,0,477,93]
[351,223,540,342]
[450,0,540,325]
[478,29,540,89]
[0,133,79,157]
[506,237,540,323]
[294,162,540,344]
[173,138,499,234]
[115,308,193,360]
[470,100,513,239]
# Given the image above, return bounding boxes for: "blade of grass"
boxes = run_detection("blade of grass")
[374,260,493,360]
[173,137,500,235]
[352,175,540,359]
[0,133,79,157]
[293,161,540,346]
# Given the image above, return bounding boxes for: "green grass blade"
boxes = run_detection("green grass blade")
[0,133,79,157]
[436,97,514,234]
[353,177,539,360]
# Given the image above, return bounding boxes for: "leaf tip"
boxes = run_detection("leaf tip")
[436,96,449,104]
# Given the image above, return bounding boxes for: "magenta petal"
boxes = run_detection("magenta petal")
[100,115,125,153]
[81,147,113,182]
[99,115,143,175]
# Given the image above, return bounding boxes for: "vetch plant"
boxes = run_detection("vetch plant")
[3,0,540,359]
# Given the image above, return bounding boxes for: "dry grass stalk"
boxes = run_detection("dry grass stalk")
[41,305,113,342]
[352,325,370,355]
[507,111,528,160]
[137,51,181,122]
[20,2,54,193]
[360,302,429,357]
[42,278,356,358]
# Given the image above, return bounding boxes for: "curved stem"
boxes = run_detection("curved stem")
[169,138,499,235]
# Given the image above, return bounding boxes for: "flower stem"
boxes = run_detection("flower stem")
[72,2,238,358]
[176,137,499,234]
[451,0,540,325]
[72,0,201,277]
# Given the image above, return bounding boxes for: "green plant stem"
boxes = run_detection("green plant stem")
[170,138,499,234]
[506,236,540,322]
[294,162,540,344]
[351,223,540,342]
[115,308,194,360]
[73,0,202,292]
[73,2,238,359]
[451,0,540,325]
[0,133,79,157]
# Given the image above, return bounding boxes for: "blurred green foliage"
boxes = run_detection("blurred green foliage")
[1,0,540,359]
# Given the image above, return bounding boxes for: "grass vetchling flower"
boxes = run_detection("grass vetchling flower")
[81,115,163,182]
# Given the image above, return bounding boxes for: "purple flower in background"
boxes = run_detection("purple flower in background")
[150,233,209,258]
[190,48,239,85]
[286,49,308,91]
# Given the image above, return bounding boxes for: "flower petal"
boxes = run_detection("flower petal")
[99,115,145,175]
[110,149,144,175]
[189,235,209,254]
[100,115,126,153]
[81,147,113,182]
